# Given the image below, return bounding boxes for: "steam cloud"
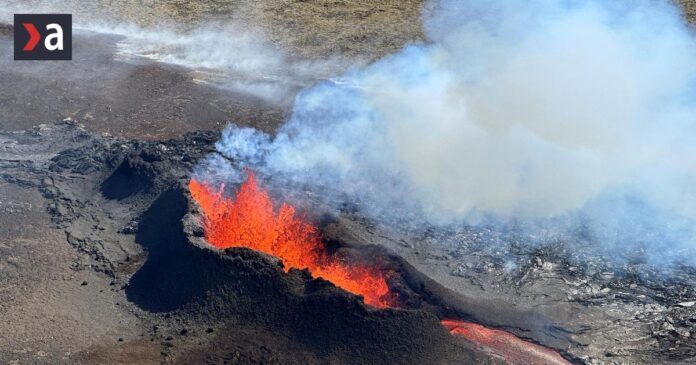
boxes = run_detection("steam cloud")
[91,23,352,105]
[4,0,696,265]
[0,0,352,104]
[200,0,696,265]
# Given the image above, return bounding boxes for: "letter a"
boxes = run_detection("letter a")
[45,23,63,51]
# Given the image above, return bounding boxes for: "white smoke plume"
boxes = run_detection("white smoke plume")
[88,22,352,105]
[203,0,696,265]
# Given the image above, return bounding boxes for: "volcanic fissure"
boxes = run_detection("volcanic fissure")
[189,171,573,365]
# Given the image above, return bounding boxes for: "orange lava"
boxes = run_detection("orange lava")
[441,319,573,365]
[189,171,571,364]
[188,172,394,308]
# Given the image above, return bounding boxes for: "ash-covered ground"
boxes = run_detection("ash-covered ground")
[0,23,285,139]
[328,216,696,364]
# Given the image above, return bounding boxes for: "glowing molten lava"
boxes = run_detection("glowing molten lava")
[188,172,394,308]
[442,320,573,365]
[189,172,571,364]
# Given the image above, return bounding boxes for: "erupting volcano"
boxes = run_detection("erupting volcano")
[189,171,575,364]
[188,172,395,308]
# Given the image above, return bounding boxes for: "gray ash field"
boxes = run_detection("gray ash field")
[2,1,696,365]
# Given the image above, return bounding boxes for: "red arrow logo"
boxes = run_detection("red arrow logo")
[22,23,40,51]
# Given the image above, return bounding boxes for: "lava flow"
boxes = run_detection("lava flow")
[188,171,394,308]
[442,320,573,365]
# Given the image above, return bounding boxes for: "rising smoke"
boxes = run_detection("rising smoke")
[0,0,352,104]
[90,22,351,105]
[200,0,696,265]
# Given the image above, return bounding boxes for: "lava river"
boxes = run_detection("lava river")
[189,172,573,365]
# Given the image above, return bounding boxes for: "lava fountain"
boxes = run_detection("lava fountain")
[188,171,394,308]
[189,171,573,364]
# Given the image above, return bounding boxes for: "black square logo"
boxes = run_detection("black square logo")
[14,14,72,60]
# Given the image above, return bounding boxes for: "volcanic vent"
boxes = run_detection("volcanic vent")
[188,170,575,365]
[189,172,396,308]
[7,122,692,363]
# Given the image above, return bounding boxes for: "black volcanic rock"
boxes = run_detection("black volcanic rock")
[3,122,694,364]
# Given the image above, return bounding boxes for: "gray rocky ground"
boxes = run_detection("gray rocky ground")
[325,215,696,364]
